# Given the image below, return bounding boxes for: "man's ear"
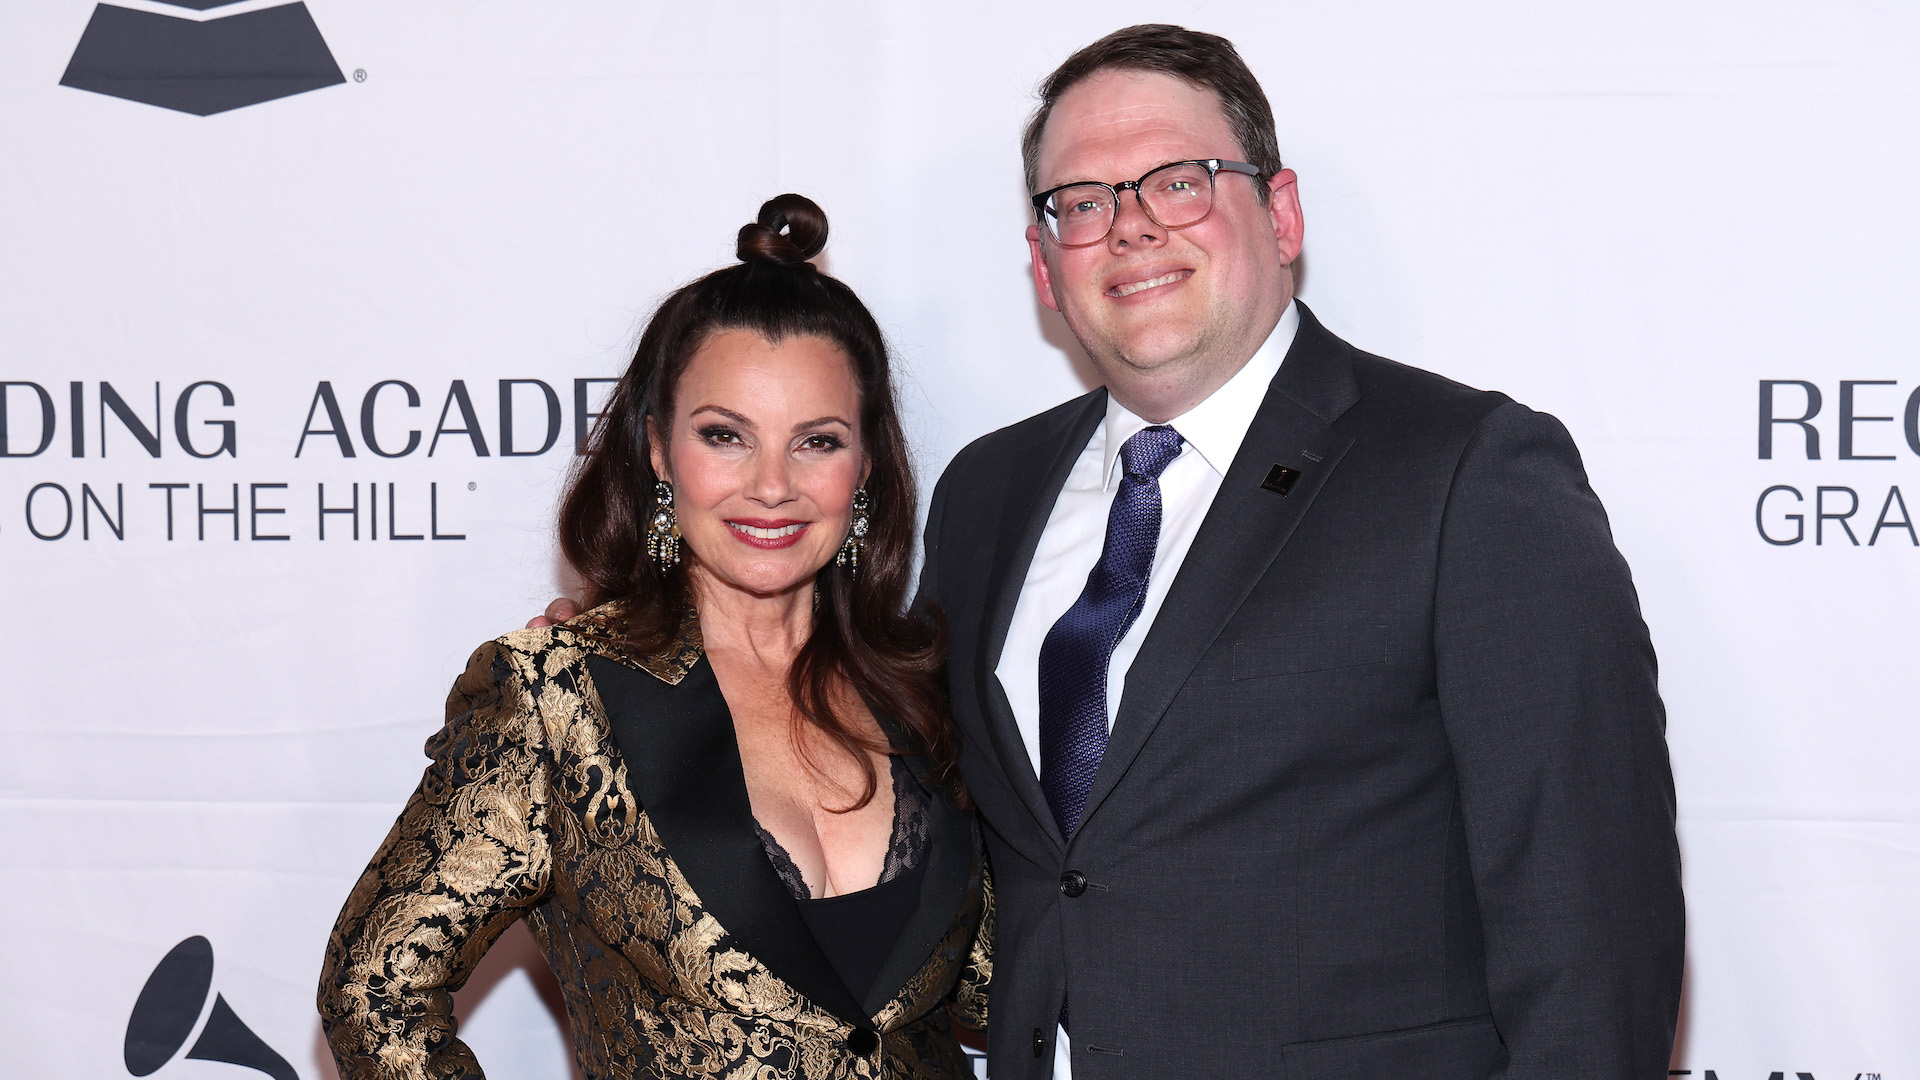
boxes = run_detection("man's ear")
[1026,224,1062,313]
[646,416,670,481]
[1266,168,1305,265]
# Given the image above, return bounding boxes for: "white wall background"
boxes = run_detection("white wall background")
[2,3,1916,1078]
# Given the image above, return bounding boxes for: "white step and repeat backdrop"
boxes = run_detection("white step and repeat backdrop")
[3,3,1917,1079]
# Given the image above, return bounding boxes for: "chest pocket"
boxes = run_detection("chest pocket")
[1231,631,1389,681]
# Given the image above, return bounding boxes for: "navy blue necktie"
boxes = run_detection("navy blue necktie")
[1038,425,1185,840]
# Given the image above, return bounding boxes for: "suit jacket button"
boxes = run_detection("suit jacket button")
[1060,869,1088,897]
[846,1028,879,1056]
[1033,1027,1046,1058]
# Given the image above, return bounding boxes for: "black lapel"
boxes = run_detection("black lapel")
[979,390,1109,675]
[587,653,874,1030]
[971,391,1107,852]
[1077,304,1363,826]
[859,760,975,1017]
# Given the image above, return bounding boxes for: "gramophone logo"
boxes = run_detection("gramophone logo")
[61,1,345,116]
[125,936,297,1080]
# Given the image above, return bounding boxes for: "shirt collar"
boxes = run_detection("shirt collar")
[1099,300,1299,490]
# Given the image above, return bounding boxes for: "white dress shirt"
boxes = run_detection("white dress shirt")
[991,301,1298,1079]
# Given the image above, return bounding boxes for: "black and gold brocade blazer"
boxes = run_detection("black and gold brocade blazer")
[318,603,991,1080]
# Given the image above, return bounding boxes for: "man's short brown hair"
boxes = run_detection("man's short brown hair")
[1022,24,1283,202]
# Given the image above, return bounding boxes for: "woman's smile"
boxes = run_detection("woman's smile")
[727,518,810,547]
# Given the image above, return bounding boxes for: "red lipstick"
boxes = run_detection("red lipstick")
[725,518,810,549]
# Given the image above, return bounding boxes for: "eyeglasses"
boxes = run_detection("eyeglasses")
[1030,159,1264,247]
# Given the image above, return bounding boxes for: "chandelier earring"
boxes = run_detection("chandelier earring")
[646,480,681,569]
[836,486,871,575]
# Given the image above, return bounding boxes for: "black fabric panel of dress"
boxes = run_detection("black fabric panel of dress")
[754,755,932,1002]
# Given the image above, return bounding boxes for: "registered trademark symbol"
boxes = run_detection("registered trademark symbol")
[353,68,367,83]
[467,482,476,491]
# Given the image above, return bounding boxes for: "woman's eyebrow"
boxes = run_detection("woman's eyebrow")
[690,405,753,426]
[792,415,851,432]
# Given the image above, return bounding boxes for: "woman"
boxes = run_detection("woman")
[319,195,989,1080]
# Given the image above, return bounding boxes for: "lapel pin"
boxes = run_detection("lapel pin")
[1261,464,1302,497]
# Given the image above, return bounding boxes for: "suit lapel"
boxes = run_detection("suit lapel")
[1078,305,1363,825]
[860,756,975,1016]
[980,390,1109,675]
[588,652,874,1030]
[972,391,1107,851]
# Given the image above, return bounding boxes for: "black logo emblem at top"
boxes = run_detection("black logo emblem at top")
[1261,463,1302,497]
[61,2,346,116]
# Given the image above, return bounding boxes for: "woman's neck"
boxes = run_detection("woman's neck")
[689,571,814,668]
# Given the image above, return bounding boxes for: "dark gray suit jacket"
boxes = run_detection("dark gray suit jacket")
[919,304,1684,1079]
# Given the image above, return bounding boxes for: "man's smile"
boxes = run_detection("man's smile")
[1106,269,1192,298]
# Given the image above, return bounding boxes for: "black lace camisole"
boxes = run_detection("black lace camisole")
[753,755,932,1002]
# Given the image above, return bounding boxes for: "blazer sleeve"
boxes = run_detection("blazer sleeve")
[1432,402,1684,1078]
[318,640,554,1080]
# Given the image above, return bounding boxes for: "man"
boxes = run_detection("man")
[916,24,1682,1080]
[544,23,1684,1078]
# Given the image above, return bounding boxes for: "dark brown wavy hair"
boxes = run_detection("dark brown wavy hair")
[558,193,956,808]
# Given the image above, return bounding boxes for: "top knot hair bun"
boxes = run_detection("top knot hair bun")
[737,193,829,267]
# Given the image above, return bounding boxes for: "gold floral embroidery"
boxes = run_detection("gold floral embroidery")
[318,602,988,1080]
